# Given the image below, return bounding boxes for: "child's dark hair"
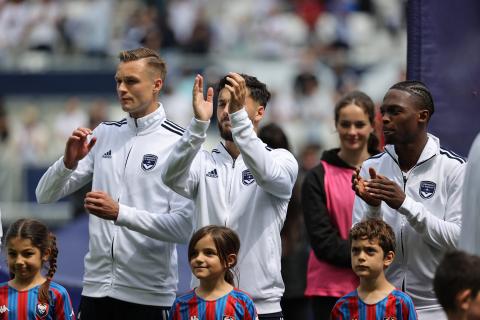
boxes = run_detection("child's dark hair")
[334,90,379,154]
[188,225,240,286]
[350,219,396,257]
[215,73,271,109]
[434,250,480,313]
[5,219,58,303]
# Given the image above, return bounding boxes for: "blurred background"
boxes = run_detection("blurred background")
[0,0,408,311]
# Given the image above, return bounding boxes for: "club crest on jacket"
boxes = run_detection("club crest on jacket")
[242,169,255,185]
[141,154,158,171]
[419,180,436,199]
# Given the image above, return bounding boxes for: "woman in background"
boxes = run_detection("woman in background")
[302,91,379,319]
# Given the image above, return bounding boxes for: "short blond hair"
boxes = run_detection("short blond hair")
[118,47,167,81]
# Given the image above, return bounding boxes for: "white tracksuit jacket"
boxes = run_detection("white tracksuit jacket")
[162,108,299,314]
[36,106,194,307]
[353,134,466,320]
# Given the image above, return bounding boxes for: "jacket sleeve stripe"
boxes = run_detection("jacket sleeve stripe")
[161,123,184,136]
[440,149,466,163]
[165,119,186,132]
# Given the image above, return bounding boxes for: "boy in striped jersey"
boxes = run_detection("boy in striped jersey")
[331,219,417,320]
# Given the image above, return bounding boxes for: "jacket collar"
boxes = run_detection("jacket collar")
[384,133,439,165]
[126,103,166,134]
[212,141,240,165]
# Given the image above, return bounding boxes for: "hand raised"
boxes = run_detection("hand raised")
[352,167,382,207]
[192,74,214,121]
[224,72,246,114]
[64,128,96,169]
[84,191,119,220]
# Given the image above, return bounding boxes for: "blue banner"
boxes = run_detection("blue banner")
[407,0,480,155]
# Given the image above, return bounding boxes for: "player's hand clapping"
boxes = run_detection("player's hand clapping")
[192,74,214,121]
[225,72,247,114]
[352,167,382,207]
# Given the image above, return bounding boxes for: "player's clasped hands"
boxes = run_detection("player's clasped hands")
[352,167,406,209]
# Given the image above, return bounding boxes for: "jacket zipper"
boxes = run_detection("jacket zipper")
[401,174,406,291]
[110,134,135,286]
[386,149,436,292]
[221,142,237,226]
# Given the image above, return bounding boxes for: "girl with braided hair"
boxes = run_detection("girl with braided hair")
[0,218,75,319]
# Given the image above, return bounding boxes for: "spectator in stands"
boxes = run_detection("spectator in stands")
[0,0,31,53]
[0,100,22,201]
[53,97,88,152]
[16,105,50,166]
[293,71,336,149]
[25,0,62,53]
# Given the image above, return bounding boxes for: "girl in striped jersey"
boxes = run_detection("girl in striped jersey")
[169,226,258,320]
[0,219,74,320]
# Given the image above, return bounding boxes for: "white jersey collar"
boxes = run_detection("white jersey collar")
[126,103,166,133]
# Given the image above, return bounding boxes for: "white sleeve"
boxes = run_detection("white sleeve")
[0,208,2,247]
[115,190,194,243]
[161,117,207,199]
[35,153,94,204]
[398,163,465,250]
[459,134,480,255]
[230,109,298,200]
[352,164,382,226]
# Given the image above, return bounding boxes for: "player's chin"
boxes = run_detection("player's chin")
[193,273,208,280]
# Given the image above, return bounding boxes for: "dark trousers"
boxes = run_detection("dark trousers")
[311,296,339,320]
[259,311,284,320]
[281,297,312,320]
[77,296,170,320]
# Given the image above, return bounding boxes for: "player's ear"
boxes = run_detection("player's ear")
[254,105,265,123]
[226,254,237,268]
[153,78,163,94]
[42,248,51,263]
[383,250,395,268]
[456,289,472,312]
[417,109,429,124]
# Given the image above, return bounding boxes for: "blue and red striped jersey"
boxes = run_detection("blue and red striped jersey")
[331,289,417,320]
[169,288,258,320]
[0,281,75,320]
